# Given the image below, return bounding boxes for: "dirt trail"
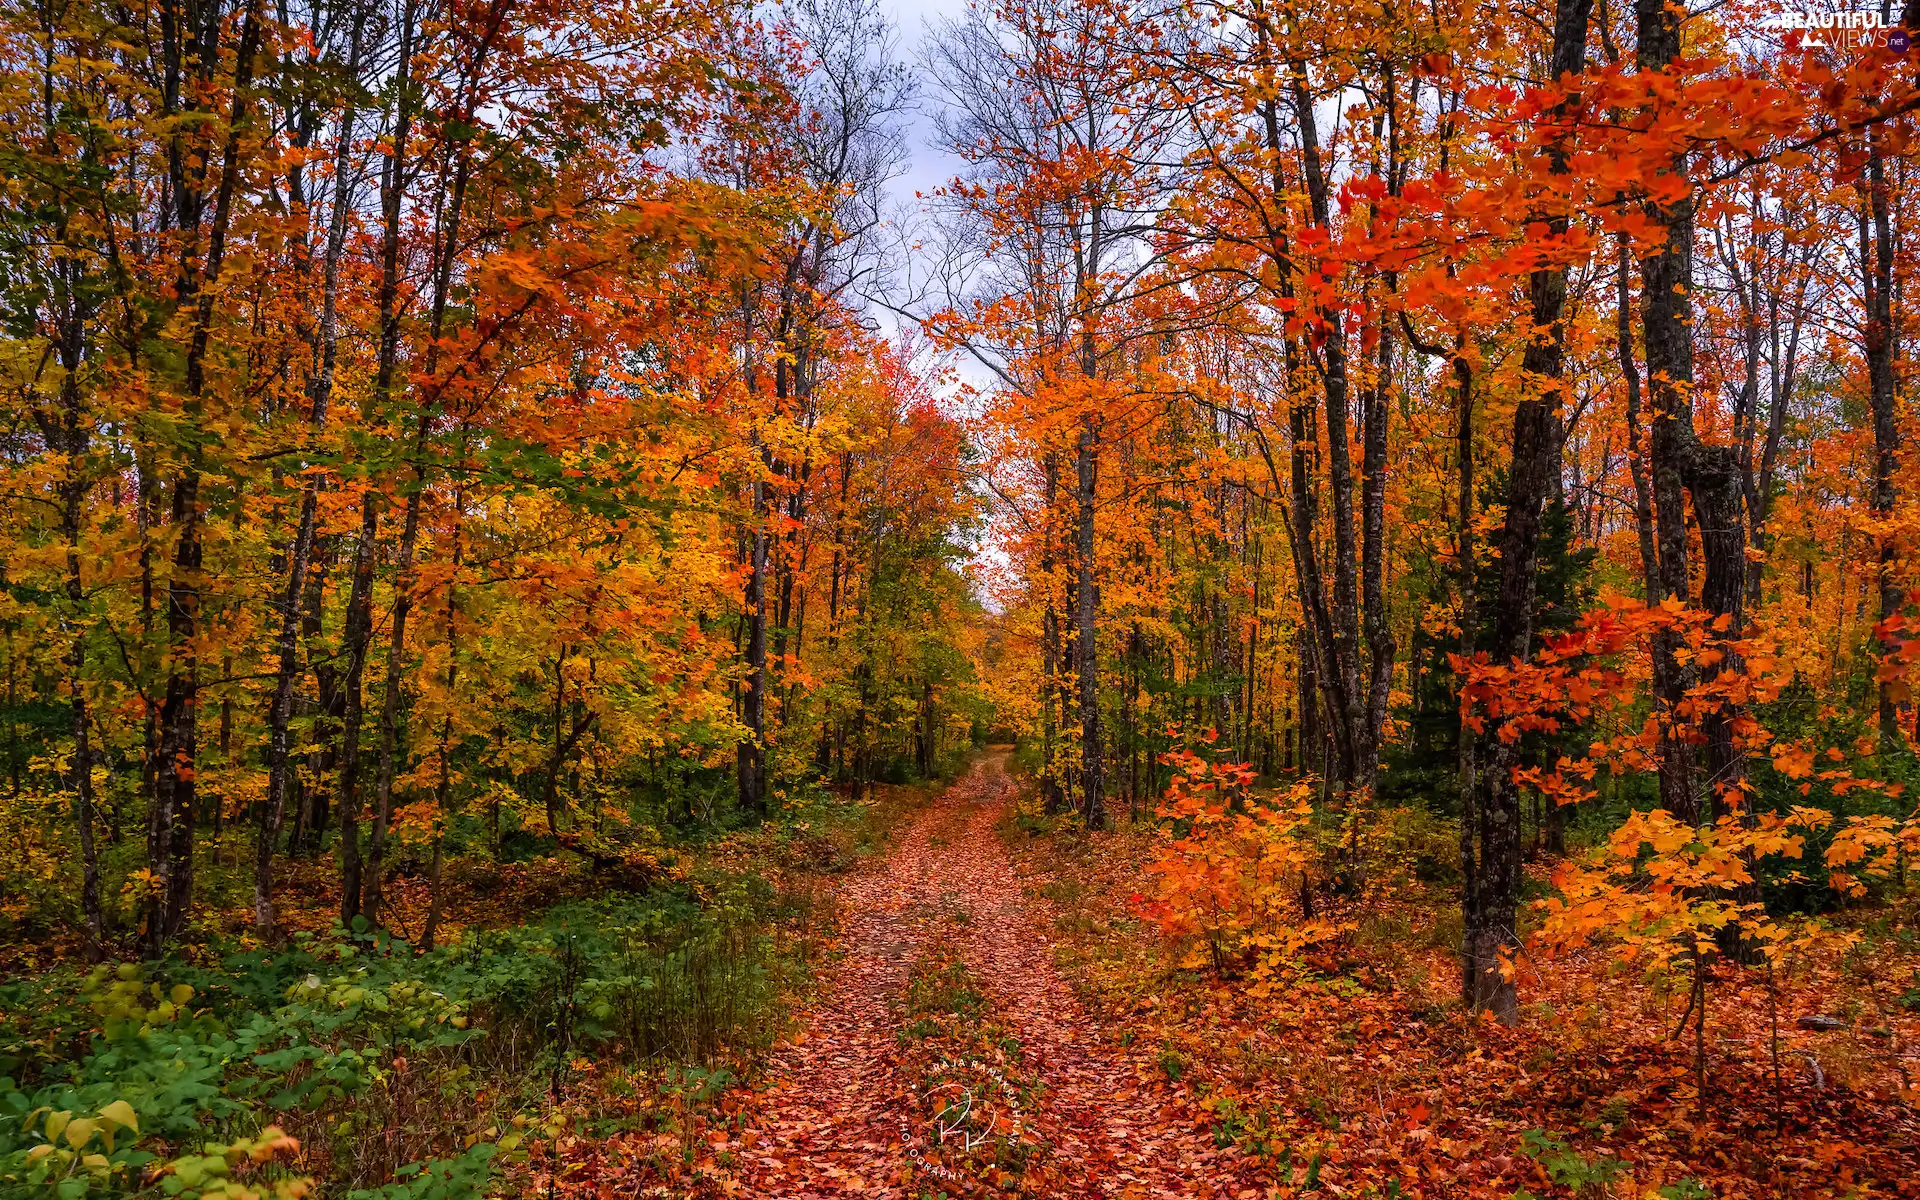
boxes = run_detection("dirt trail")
[736,751,1260,1198]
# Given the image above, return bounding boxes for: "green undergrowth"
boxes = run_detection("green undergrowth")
[0,782,935,1199]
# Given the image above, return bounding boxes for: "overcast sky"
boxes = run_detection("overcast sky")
[869,0,1003,581]
[874,0,970,225]
[856,0,996,381]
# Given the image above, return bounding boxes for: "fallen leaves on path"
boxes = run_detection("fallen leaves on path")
[941,758,1262,1198]
[563,752,1268,1197]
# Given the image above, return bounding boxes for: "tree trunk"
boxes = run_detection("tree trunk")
[1041,453,1065,813]
[55,309,103,954]
[1452,344,1479,1008]
[1638,0,1745,824]
[1075,409,1104,829]
[147,0,263,956]
[294,535,336,857]
[1864,130,1899,745]
[340,0,419,929]
[1287,67,1380,798]
[149,473,201,957]
[1617,237,1662,604]
[365,4,437,926]
[1464,0,1592,1024]
[335,496,377,927]
[421,462,466,953]
[1361,311,1395,802]
[257,33,361,929]
[739,457,769,818]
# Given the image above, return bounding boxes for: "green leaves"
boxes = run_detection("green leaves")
[345,1142,496,1200]
[1518,1129,1629,1194]
[1,1090,158,1195]
[155,1126,307,1199]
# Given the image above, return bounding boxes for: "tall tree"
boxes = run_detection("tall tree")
[1463,0,1594,1023]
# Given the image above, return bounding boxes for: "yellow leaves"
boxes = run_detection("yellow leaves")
[1540,807,1838,970]
[121,868,163,898]
[24,1097,142,1162]
[487,249,558,297]
[390,799,443,841]
[1787,805,1833,832]
[63,1117,100,1150]
[97,1100,139,1136]
[1826,816,1897,866]
[1609,809,1689,856]
[163,1126,307,1199]
[1822,815,1906,897]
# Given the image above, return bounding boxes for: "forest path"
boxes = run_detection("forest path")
[734,750,1260,1198]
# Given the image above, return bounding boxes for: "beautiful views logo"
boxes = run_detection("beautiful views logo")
[1757,5,1906,51]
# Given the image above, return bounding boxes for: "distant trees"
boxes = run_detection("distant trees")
[927,0,1183,829]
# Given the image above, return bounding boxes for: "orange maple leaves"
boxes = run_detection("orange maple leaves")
[1454,593,1920,970]
[1135,744,1348,989]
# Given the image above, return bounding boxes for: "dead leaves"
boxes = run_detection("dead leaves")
[573,754,1270,1198]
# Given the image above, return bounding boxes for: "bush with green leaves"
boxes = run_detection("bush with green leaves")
[1,877,816,1198]
[1516,1129,1629,1199]
[1,952,489,1198]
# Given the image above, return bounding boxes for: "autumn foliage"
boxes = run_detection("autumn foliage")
[5,0,1920,1193]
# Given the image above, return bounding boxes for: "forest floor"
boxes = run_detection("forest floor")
[10,749,1920,1198]
[558,748,1265,1197]
[549,750,1920,1200]
[995,815,1920,1200]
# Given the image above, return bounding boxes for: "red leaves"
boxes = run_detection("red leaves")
[688,755,1267,1197]
[1138,745,1344,983]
